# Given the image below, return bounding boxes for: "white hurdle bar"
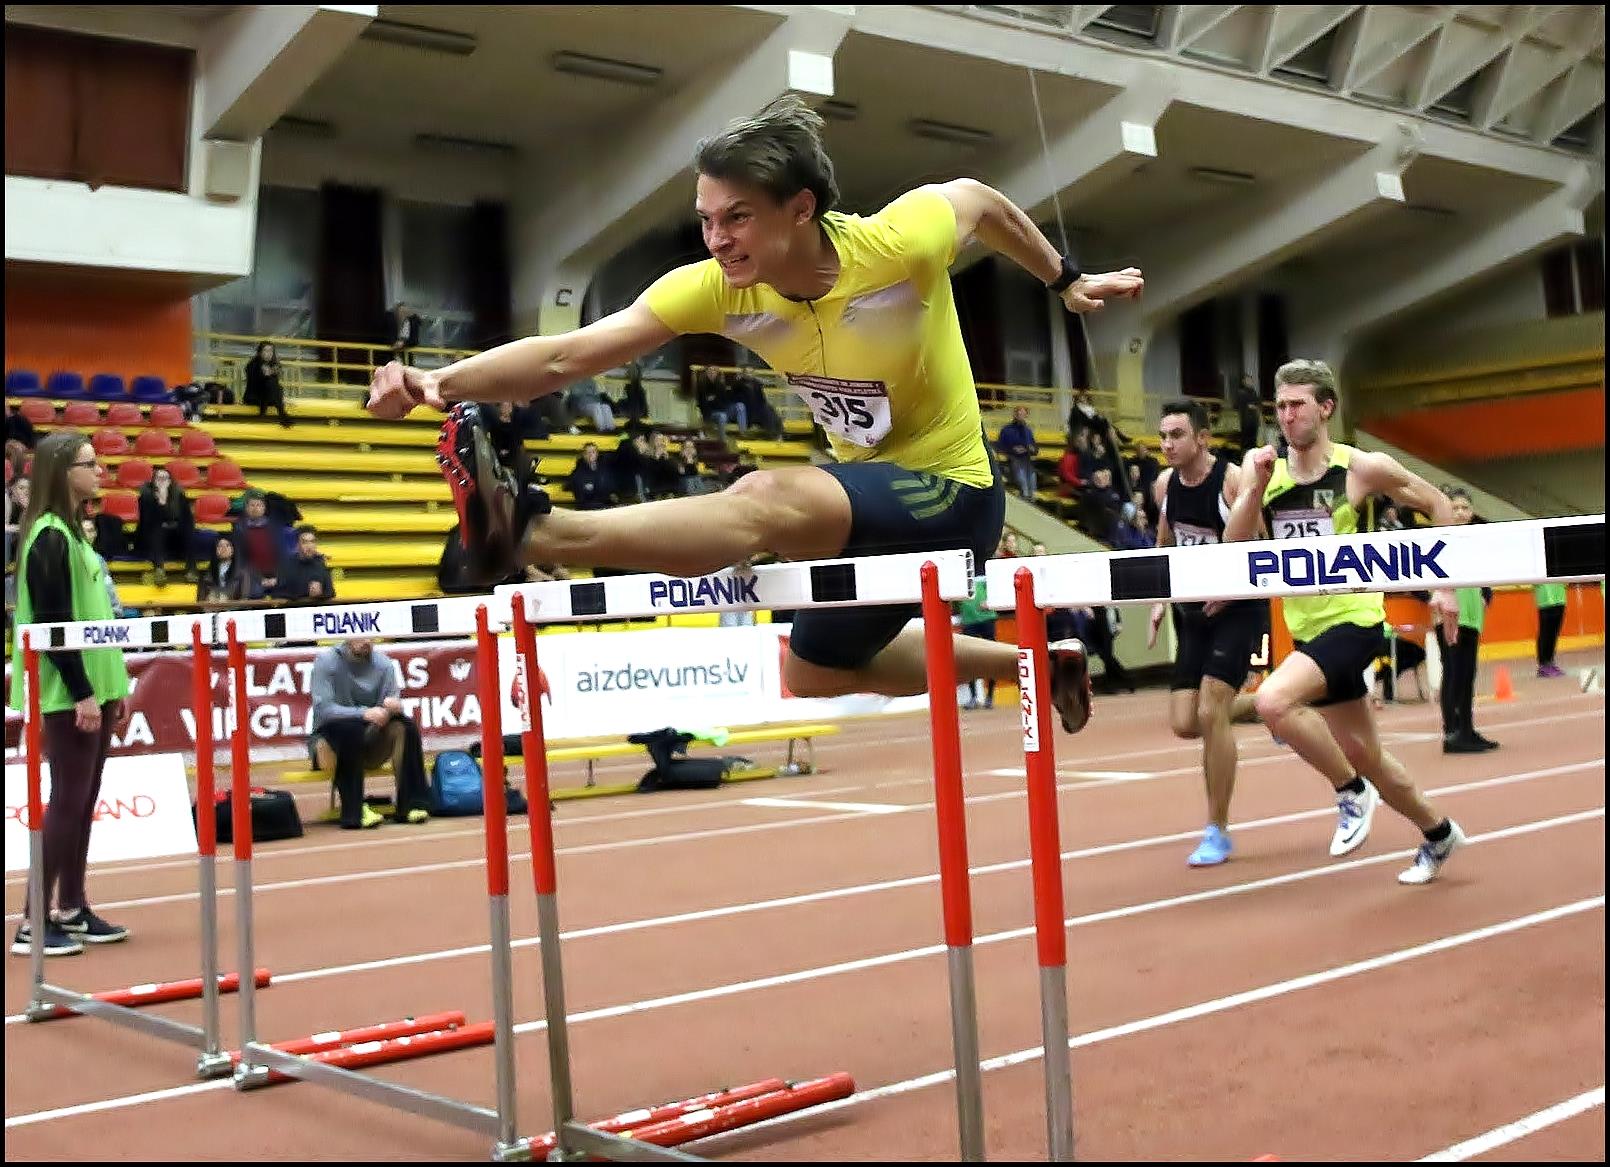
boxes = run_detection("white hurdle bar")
[20,611,214,651]
[985,514,1606,611]
[494,549,977,623]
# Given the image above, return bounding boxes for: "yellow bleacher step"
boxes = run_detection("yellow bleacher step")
[116,574,443,608]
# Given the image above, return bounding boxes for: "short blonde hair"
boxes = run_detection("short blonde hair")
[1274,359,1338,408]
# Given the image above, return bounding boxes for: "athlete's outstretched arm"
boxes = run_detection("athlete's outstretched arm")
[1350,450,1457,527]
[931,179,1143,313]
[1224,446,1274,543]
[366,300,676,419]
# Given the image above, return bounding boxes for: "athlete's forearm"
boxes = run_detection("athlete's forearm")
[437,336,569,405]
[1223,489,1262,543]
[970,184,1063,284]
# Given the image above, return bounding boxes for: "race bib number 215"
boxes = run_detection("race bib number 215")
[786,374,893,448]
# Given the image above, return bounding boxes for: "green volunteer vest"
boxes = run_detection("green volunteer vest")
[1534,583,1567,609]
[1262,442,1385,643]
[1456,586,1485,632]
[958,577,992,625]
[8,512,131,715]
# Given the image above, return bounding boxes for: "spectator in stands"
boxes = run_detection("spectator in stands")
[391,303,422,366]
[6,402,36,453]
[673,443,708,495]
[995,406,1039,501]
[720,447,760,487]
[244,342,292,428]
[566,377,617,434]
[1087,432,1115,480]
[481,401,534,489]
[135,466,197,586]
[232,492,286,595]
[608,431,652,503]
[616,361,650,424]
[566,442,613,511]
[1233,375,1262,460]
[275,525,335,604]
[9,431,132,955]
[1112,507,1155,551]
[5,476,28,571]
[85,497,128,562]
[1376,501,1403,531]
[1055,442,1086,502]
[1082,466,1125,543]
[1066,387,1101,447]
[310,638,430,830]
[196,533,261,604]
[696,368,743,438]
[645,431,683,499]
[733,367,783,439]
[79,518,135,617]
[998,531,1023,559]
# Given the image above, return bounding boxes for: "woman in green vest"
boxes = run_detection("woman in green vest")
[1437,489,1498,755]
[1533,583,1568,678]
[8,431,131,957]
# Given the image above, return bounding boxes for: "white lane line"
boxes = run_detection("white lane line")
[9,888,1601,1132]
[741,798,907,815]
[4,755,1600,925]
[697,898,1607,1151]
[11,702,1595,887]
[1067,770,1156,781]
[1416,1086,1606,1161]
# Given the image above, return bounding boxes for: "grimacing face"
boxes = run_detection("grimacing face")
[1451,495,1474,525]
[1274,383,1333,450]
[695,173,815,291]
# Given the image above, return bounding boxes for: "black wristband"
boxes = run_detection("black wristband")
[1047,255,1082,294]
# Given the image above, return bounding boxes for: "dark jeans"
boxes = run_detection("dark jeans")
[26,704,115,916]
[1537,604,1566,666]
[139,520,196,573]
[1437,625,1481,737]
[317,714,430,826]
[1059,607,1131,691]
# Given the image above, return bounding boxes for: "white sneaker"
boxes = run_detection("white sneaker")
[1330,779,1380,857]
[1398,820,1467,885]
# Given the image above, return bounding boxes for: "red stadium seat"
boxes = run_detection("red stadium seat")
[115,458,153,489]
[178,429,218,458]
[103,402,143,427]
[166,458,202,490]
[98,491,139,524]
[4,461,12,486]
[61,402,101,427]
[92,429,130,457]
[19,400,57,426]
[148,403,185,428]
[193,492,231,524]
[205,459,247,490]
[133,429,175,457]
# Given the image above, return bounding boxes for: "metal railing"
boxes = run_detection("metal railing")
[193,332,478,403]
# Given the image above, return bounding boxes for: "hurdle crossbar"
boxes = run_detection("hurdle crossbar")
[17,617,238,1080]
[984,514,1605,610]
[496,549,975,623]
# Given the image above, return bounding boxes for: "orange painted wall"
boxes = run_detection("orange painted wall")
[1365,386,1605,461]
[4,270,192,388]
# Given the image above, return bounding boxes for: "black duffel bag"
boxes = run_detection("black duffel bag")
[195,787,304,844]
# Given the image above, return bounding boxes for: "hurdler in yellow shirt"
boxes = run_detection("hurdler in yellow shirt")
[645,187,993,489]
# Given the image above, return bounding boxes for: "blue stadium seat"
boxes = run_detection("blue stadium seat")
[130,375,171,403]
[89,373,127,400]
[88,373,125,400]
[47,370,85,399]
[6,369,42,396]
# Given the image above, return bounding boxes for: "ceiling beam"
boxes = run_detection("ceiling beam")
[1482,7,1606,130]
[1265,6,1363,74]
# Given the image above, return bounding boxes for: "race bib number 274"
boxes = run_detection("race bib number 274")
[786,374,893,448]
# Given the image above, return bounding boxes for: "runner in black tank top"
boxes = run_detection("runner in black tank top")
[1149,402,1264,868]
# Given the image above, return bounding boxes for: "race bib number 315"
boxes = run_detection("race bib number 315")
[786,374,893,448]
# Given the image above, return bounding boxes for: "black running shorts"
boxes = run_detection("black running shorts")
[1294,620,1388,707]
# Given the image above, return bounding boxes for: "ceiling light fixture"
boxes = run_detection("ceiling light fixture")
[361,19,477,57]
[908,118,995,146]
[1189,166,1256,186]
[272,115,336,138]
[414,133,517,157]
[1402,203,1456,218]
[817,99,859,122]
[551,50,662,88]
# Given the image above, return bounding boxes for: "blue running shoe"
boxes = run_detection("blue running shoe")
[1187,825,1233,867]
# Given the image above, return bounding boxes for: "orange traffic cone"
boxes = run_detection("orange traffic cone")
[1493,665,1515,703]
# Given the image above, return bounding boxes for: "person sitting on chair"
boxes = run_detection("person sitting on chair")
[309,638,431,830]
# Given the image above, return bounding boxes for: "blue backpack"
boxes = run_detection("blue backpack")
[429,750,529,817]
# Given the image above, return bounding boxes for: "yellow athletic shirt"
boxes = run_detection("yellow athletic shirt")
[643,187,993,489]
